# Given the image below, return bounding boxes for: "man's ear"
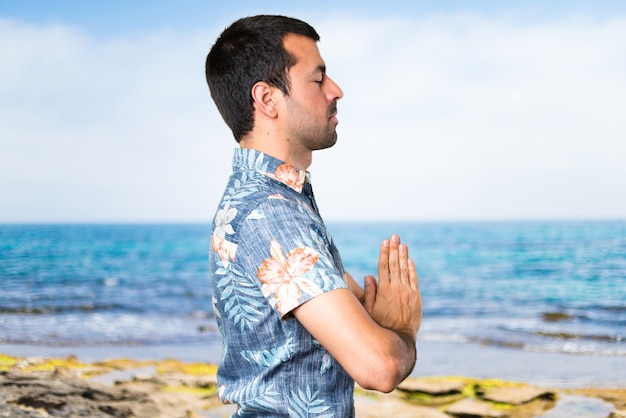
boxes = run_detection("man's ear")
[251,82,279,118]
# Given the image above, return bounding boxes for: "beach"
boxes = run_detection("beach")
[2,339,625,389]
[2,340,626,417]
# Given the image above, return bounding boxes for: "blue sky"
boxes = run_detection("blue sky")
[2,1,626,222]
[3,1,626,35]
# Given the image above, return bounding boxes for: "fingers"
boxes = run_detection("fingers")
[380,234,416,289]
[399,242,411,288]
[369,234,422,337]
[388,234,412,289]
[378,238,390,286]
[388,235,401,285]
[362,275,377,314]
[378,234,401,285]
[379,234,418,290]
[408,258,419,293]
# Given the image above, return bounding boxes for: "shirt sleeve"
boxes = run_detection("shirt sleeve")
[235,195,347,318]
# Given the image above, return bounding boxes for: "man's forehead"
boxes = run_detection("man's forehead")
[283,34,324,67]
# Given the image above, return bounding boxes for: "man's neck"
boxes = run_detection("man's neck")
[239,138,312,171]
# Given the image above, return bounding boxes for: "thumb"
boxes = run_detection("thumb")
[363,275,377,315]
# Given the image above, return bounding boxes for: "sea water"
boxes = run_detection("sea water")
[1,221,625,371]
[331,221,626,356]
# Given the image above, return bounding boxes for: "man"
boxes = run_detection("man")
[206,15,422,416]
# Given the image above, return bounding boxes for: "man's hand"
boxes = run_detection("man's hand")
[295,234,422,392]
[363,235,422,341]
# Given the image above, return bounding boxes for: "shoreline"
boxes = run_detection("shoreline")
[2,339,625,389]
[1,348,625,418]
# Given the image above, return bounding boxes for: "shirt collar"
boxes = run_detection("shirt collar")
[232,148,309,193]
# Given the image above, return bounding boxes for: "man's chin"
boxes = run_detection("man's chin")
[319,134,338,150]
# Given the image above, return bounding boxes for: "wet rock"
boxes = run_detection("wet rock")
[480,385,555,405]
[3,352,625,418]
[140,372,217,389]
[0,403,48,418]
[0,370,161,417]
[354,391,450,418]
[398,377,465,395]
[542,311,577,322]
[445,398,507,418]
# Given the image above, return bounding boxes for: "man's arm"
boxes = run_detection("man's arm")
[344,271,364,302]
[293,234,422,393]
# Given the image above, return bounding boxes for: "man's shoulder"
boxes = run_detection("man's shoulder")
[221,168,301,213]
[215,170,311,241]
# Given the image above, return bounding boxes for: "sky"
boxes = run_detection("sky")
[2,0,625,223]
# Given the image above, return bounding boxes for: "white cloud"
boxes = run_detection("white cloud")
[0,19,232,222]
[1,13,625,222]
[312,13,626,220]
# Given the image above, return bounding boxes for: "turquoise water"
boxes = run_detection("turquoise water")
[1,221,625,357]
[333,221,626,356]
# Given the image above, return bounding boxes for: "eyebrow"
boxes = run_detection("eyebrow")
[310,65,326,77]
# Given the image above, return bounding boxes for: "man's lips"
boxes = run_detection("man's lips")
[328,104,338,120]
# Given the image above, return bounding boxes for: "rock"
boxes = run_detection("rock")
[3,353,625,418]
[53,365,80,379]
[542,311,576,322]
[0,404,48,418]
[480,385,555,405]
[398,377,465,395]
[146,372,217,389]
[445,398,508,418]
[132,372,156,381]
[13,357,46,370]
[354,391,450,418]
[0,370,161,417]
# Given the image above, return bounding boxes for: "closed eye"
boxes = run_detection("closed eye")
[313,65,326,84]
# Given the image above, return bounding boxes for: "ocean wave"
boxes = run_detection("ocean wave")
[541,311,588,322]
[531,330,624,343]
[0,328,218,347]
[436,335,626,356]
[0,312,220,347]
[3,222,625,359]
[0,303,131,315]
[0,335,215,347]
[473,334,626,356]
[420,325,626,356]
[524,342,626,356]
[418,332,472,344]
[540,308,626,327]
[595,304,626,313]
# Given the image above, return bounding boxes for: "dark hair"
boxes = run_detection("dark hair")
[205,15,320,142]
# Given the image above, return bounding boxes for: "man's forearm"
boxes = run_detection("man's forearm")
[392,331,417,383]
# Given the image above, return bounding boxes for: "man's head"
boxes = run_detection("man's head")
[205,15,320,143]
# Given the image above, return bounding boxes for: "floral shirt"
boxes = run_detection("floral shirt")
[209,148,354,417]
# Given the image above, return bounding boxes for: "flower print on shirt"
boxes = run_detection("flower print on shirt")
[268,163,306,193]
[209,149,355,416]
[211,201,238,264]
[268,194,287,200]
[258,239,323,316]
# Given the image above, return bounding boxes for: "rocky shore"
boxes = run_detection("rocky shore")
[1,353,625,418]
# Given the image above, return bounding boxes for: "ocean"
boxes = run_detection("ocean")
[1,221,625,386]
